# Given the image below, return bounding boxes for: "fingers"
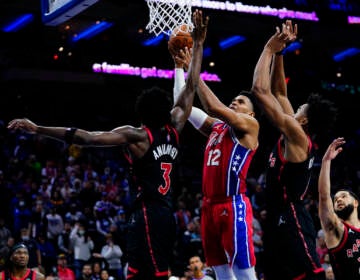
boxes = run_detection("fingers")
[192,9,208,28]
[8,119,21,130]
[333,137,345,146]
[293,24,298,36]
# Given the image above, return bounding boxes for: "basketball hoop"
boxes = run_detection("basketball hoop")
[145,0,193,37]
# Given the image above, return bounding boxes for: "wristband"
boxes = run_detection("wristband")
[64,127,77,144]
[173,68,185,104]
[188,107,208,130]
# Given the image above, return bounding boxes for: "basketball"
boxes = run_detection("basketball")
[168,24,193,55]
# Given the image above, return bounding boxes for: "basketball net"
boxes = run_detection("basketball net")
[145,0,193,37]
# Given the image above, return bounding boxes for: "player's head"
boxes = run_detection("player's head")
[294,93,337,142]
[8,243,29,269]
[333,188,359,220]
[136,86,173,128]
[230,90,258,117]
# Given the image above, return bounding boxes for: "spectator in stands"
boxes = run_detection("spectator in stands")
[0,236,15,271]
[70,223,94,280]
[13,199,32,235]
[95,233,123,280]
[57,253,76,280]
[45,206,64,248]
[174,199,192,236]
[57,221,73,263]
[37,233,57,275]
[187,255,214,280]
[78,263,93,280]
[0,216,12,251]
[100,269,114,280]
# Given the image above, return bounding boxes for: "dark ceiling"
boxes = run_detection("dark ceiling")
[0,0,360,133]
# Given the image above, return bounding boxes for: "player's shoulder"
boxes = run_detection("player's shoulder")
[34,270,45,280]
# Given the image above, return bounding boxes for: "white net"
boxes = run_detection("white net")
[145,0,193,37]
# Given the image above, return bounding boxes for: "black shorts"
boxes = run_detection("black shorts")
[263,206,325,280]
[126,203,176,279]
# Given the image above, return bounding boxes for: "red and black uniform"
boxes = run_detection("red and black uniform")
[262,136,325,280]
[328,222,360,280]
[2,269,36,280]
[125,125,179,280]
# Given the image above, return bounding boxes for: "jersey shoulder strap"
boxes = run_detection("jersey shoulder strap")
[4,270,10,280]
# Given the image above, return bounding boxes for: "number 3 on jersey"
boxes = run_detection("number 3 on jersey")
[207,149,221,166]
[158,162,172,195]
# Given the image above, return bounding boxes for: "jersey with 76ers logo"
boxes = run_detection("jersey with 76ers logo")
[202,122,256,199]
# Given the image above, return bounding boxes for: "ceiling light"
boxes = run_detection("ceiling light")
[2,14,34,32]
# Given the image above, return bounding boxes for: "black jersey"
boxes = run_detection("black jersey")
[128,125,179,209]
[124,125,179,279]
[265,135,316,213]
[329,222,360,280]
[262,135,324,280]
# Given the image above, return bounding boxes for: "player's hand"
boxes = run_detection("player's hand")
[175,47,192,71]
[264,26,291,54]
[192,9,209,45]
[322,137,345,162]
[8,118,38,134]
[282,20,297,43]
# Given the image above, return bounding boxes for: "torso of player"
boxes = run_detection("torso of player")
[202,122,255,199]
[131,125,179,208]
[265,136,315,210]
[329,222,360,280]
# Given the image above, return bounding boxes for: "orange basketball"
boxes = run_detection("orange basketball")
[168,24,193,55]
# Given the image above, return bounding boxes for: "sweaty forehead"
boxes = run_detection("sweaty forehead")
[334,191,349,200]
[13,248,28,255]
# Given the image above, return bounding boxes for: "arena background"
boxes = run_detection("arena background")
[1,0,360,179]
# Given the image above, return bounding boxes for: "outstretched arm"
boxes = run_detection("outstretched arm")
[270,20,297,116]
[171,9,210,134]
[318,137,346,248]
[7,118,147,147]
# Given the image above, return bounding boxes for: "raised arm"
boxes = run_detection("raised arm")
[251,24,302,139]
[171,46,215,137]
[171,9,210,134]
[318,137,346,248]
[193,49,258,137]
[270,20,297,115]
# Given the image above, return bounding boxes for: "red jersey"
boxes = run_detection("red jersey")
[202,122,256,199]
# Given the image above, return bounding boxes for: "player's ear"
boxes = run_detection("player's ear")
[354,198,359,209]
[298,115,308,126]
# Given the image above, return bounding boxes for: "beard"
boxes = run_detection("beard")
[335,204,355,220]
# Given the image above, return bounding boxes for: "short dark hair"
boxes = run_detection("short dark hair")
[9,243,28,257]
[335,188,360,203]
[239,90,260,118]
[135,86,173,128]
[6,243,28,268]
[306,93,337,143]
